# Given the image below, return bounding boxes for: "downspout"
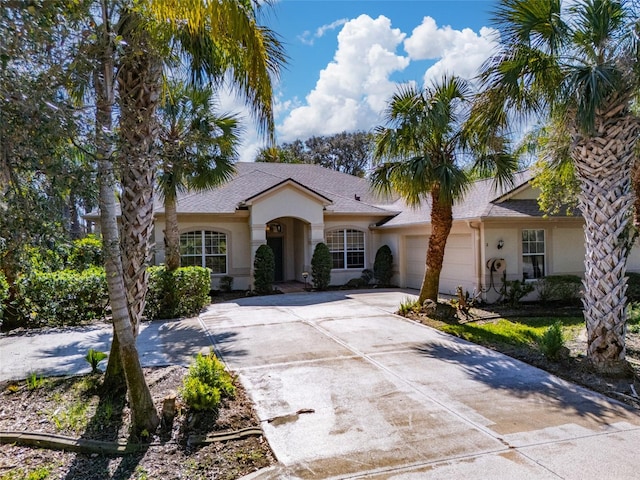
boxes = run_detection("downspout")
[467,220,483,301]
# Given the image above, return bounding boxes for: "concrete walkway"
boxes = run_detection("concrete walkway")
[2,289,640,479]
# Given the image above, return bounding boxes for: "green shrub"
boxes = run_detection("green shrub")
[219,275,234,292]
[627,302,640,334]
[14,267,108,328]
[373,245,393,286]
[627,272,640,303]
[311,242,332,291]
[85,348,108,373]
[537,321,565,360]
[181,351,235,412]
[536,275,582,304]
[68,235,103,270]
[145,266,211,320]
[345,277,365,288]
[253,244,275,295]
[398,297,420,315]
[360,269,374,284]
[181,376,222,412]
[0,270,8,325]
[345,269,374,289]
[501,280,535,307]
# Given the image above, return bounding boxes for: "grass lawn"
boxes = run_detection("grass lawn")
[439,316,585,352]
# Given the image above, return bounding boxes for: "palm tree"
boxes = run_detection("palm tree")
[115,0,284,333]
[100,0,284,430]
[479,0,640,374]
[94,1,159,432]
[158,81,240,271]
[372,76,516,305]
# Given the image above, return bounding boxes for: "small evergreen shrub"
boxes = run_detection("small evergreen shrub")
[373,245,393,286]
[311,242,332,291]
[501,280,535,307]
[536,275,582,304]
[145,266,211,320]
[219,275,234,293]
[537,321,565,360]
[14,267,108,328]
[68,235,103,270]
[345,277,365,288]
[360,269,374,284]
[181,351,235,412]
[253,244,275,295]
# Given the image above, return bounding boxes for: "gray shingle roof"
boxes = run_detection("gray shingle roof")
[90,164,551,226]
[156,162,395,216]
[377,170,540,228]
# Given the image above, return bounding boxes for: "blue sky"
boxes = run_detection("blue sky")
[225,0,498,160]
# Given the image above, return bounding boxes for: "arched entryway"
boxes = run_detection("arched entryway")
[266,217,309,283]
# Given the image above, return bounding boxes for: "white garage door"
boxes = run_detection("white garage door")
[405,234,475,295]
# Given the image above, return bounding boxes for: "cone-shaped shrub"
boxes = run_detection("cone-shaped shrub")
[311,242,332,291]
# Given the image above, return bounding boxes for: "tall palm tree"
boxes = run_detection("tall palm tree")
[479,0,640,374]
[372,76,516,305]
[101,0,284,429]
[115,0,284,334]
[158,81,240,271]
[94,1,159,432]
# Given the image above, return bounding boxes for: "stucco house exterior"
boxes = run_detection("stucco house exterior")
[127,162,640,302]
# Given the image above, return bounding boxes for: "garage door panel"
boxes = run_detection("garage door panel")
[405,234,474,294]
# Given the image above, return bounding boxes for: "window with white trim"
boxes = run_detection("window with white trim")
[326,229,365,269]
[180,230,227,274]
[522,229,545,279]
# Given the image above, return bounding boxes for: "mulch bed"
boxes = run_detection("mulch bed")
[0,366,274,480]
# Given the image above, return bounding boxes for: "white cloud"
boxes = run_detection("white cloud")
[279,14,409,142]
[404,17,498,85]
[298,18,348,45]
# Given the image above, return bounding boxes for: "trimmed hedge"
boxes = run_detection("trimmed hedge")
[535,274,582,305]
[15,267,108,328]
[311,242,332,291]
[373,245,393,286]
[253,244,275,295]
[145,266,211,320]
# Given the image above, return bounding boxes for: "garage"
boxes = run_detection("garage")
[404,234,475,295]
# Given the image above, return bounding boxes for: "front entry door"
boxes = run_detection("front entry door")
[267,236,284,281]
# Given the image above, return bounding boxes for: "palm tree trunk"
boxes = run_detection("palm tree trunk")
[164,195,180,271]
[93,8,124,392]
[96,4,159,431]
[117,10,162,332]
[419,186,453,304]
[574,110,640,376]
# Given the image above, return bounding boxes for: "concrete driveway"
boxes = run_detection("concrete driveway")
[198,290,640,479]
[2,289,640,479]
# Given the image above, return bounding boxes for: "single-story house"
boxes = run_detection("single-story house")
[93,162,640,302]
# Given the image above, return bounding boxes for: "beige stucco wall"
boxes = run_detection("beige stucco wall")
[154,214,253,290]
[323,215,382,286]
[249,185,325,225]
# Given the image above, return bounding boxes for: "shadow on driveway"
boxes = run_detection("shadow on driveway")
[413,341,636,424]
